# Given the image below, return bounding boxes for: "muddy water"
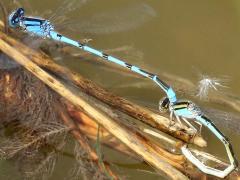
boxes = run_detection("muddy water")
[1,0,240,179]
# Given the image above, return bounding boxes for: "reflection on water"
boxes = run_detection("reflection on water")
[1,0,240,179]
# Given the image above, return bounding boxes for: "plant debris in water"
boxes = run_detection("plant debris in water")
[0,67,110,180]
[197,75,228,100]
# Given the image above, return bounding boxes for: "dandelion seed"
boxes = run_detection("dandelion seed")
[197,75,228,99]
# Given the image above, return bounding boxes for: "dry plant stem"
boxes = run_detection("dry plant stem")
[75,116,187,171]
[66,103,137,158]
[0,39,188,180]
[66,104,186,165]
[0,2,8,34]
[58,107,119,180]
[0,29,206,147]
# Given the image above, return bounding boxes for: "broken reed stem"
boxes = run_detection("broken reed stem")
[0,28,206,147]
[66,104,187,166]
[0,38,188,180]
[66,103,137,158]
[0,2,8,34]
[59,107,119,180]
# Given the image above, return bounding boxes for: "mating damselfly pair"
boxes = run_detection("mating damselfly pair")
[8,5,238,178]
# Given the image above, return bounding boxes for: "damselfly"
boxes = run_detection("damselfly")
[8,5,238,178]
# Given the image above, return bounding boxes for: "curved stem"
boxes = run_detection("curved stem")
[0,1,9,34]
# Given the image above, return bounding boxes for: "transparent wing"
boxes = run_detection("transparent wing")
[10,0,90,24]
[47,0,92,23]
[202,108,240,135]
[11,0,35,14]
[56,3,157,34]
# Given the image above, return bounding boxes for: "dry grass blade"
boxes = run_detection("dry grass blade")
[59,107,119,180]
[0,1,8,34]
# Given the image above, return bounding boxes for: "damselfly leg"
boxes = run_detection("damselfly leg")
[159,97,199,133]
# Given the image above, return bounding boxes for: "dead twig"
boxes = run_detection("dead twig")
[0,2,9,34]
[58,105,119,180]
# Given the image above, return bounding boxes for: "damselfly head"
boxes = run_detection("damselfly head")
[8,8,25,28]
[159,97,170,112]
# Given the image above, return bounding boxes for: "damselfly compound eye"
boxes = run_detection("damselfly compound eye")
[8,8,25,28]
[17,8,25,17]
[159,97,170,112]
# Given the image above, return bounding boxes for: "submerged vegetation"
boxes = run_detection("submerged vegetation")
[0,67,110,180]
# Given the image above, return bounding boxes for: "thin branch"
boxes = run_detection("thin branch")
[0,2,8,34]
[58,106,119,180]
